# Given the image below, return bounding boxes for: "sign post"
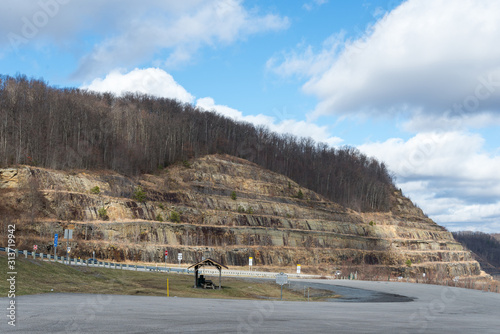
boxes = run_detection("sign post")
[178,253,182,266]
[54,234,58,262]
[275,272,288,301]
[249,257,253,271]
[297,264,301,275]
[64,227,74,265]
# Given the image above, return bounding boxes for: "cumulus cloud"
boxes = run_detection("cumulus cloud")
[359,131,500,231]
[0,0,289,80]
[269,0,500,123]
[81,68,194,103]
[196,97,343,146]
[72,0,289,79]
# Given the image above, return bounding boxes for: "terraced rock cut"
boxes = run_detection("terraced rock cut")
[0,154,482,279]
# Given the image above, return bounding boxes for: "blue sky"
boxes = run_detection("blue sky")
[1,0,500,232]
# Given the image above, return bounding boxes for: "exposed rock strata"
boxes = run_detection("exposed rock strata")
[0,155,481,278]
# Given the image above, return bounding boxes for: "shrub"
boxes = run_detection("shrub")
[158,203,165,210]
[405,259,412,267]
[246,206,254,214]
[296,189,304,200]
[182,160,191,168]
[156,213,164,222]
[90,186,100,195]
[98,207,108,220]
[237,205,245,213]
[133,186,146,203]
[231,191,237,200]
[170,211,181,223]
[369,221,376,226]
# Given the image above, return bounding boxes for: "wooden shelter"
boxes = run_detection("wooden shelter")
[188,258,228,289]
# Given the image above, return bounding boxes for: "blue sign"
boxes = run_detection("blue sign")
[54,233,58,247]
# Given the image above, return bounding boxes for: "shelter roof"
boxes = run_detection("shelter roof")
[187,258,228,270]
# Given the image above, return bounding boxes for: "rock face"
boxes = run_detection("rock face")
[0,154,481,278]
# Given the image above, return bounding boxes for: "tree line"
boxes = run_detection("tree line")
[0,74,395,211]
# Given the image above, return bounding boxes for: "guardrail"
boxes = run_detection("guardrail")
[0,247,322,279]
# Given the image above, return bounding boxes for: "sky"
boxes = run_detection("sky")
[1,0,500,233]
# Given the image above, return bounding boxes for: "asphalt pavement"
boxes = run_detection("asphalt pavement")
[1,279,499,333]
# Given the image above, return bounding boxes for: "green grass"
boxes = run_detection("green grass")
[0,254,338,301]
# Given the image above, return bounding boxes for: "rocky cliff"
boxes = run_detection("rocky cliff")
[0,154,481,278]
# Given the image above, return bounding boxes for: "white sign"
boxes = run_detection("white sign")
[64,229,73,240]
[275,272,288,286]
[178,253,183,260]
[297,264,301,274]
[67,247,71,253]
[249,257,253,266]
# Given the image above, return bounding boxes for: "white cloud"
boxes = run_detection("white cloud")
[269,0,500,125]
[72,0,289,79]
[81,68,194,103]
[0,0,289,80]
[196,97,343,146]
[359,131,500,231]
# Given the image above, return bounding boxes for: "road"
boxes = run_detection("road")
[1,280,499,333]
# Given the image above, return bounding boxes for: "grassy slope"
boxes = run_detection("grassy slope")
[0,254,337,301]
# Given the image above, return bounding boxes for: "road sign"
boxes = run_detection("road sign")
[165,250,168,257]
[64,229,73,240]
[33,245,38,251]
[54,234,58,247]
[67,247,71,253]
[275,272,288,286]
[249,257,253,266]
[297,264,301,274]
[275,272,288,301]
[178,253,182,260]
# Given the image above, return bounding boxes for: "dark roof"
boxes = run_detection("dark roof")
[187,258,228,270]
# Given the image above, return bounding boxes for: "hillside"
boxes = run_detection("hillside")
[0,154,481,279]
[452,231,500,276]
[0,74,392,212]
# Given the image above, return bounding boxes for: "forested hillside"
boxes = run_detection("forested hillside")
[0,74,394,211]
[452,231,500,269]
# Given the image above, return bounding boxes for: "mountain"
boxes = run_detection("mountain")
[1,154,481,279]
